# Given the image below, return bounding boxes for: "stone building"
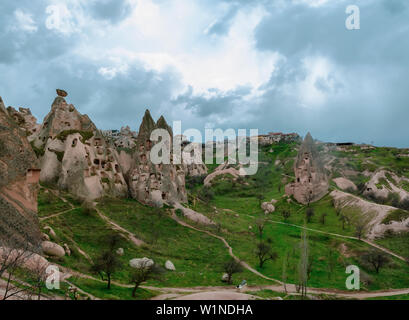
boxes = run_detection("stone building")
[285,132,329,204]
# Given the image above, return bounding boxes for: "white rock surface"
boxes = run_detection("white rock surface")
[129,257,154,269]
[221,273,229,282]
[261,202,275,214]
[165,260,176,271]
[41,241,65,257]
[333,177,357,192]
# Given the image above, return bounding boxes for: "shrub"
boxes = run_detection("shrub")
[56,130,94,142]
[382,209,409,225]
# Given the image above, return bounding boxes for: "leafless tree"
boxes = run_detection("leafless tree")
[255,241,278,268]
[254,218,267,241]
[282,210,291,221]
[361,249,390,274]
[223,258,243,285]
[298,228,309,299]
[0,240,39,300]
[91,234,123,289]
[354,219,366,240]
[130,262,164,297]
[305,207,314,223]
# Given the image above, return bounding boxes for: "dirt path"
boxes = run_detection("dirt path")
[65,280,100,300]
[94,207,145,247]
[171,210,282,284]
[38,190,408,300]
[265,219,407,262]
[39,207,77,221]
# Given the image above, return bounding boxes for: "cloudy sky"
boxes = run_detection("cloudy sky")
[0,0,408,147]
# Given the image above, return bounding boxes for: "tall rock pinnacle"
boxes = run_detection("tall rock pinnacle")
[285,132,329,204]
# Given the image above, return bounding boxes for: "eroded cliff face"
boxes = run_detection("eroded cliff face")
[127,110,187,207]
[285,132,329,204]
[8,91,190,207]
[34,92,127,201]
[0,96,41,250]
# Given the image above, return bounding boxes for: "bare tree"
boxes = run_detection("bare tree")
[255,240,278,268]
[354,220,366,240]
[222,258,243,285]
[326,248,337,279]
[319,213,328,225]
[298,228,309,299]
[91,234,123,289]
[0,241,39,300]
[29,258,48,300]
[305,207,314,223]
[130,262,164,297]
[361,250,390,274]
[282,210,291,222]
[254,218,267,241]
[339,213,348,230]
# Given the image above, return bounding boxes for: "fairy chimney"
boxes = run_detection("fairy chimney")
[285,132,328,204]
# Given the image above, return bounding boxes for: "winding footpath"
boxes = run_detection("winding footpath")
[94,206,145,247]
[36,190,409,300]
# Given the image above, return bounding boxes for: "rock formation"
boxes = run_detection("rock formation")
[127,110,187,207]
[8,91,190,206]
[33,94,96,149]
[103,126,138,149]
[0,96,42,251]
[285,133,329,204]
[32,92,127,201]
[6,106,41,140]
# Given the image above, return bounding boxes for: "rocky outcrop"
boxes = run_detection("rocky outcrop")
[103,126,138,149]
[127,110,187,207]
[363,170,409,202]
[285,133,329,204]
[33,92,127,201]
[261,199,277,214]
[0,96,42,251]
[333,177,357,192]
[330,189,400,239]
[6,107,41,141]
[129,257,154,269]
[33,94,96,149]
[165,260,176,271]
[41,241,65,257]
[204,162,240,186]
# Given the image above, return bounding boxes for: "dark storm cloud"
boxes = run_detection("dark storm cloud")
[173,85,251,117]
[178,0,409,147]
[254,0,409,65]
[0,0,81,64]
[86,0,133,24]
[0,53,182,130]
[1,0,409,148]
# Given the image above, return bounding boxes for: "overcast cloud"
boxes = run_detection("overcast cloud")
[0,0,408,147]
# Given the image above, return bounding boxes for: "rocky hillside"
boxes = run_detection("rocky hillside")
[0,96,42,251]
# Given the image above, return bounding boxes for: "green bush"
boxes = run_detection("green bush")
[56,130,94,142]
[382,209,409,225]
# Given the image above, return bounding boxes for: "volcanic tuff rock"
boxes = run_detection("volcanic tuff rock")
[0,96,42,251]
[33,96,96,149]
[285,132,329,204]
[127,110,187,207]
[8,91,190,206]
[33,93,127,200]
[6,106,41,141]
